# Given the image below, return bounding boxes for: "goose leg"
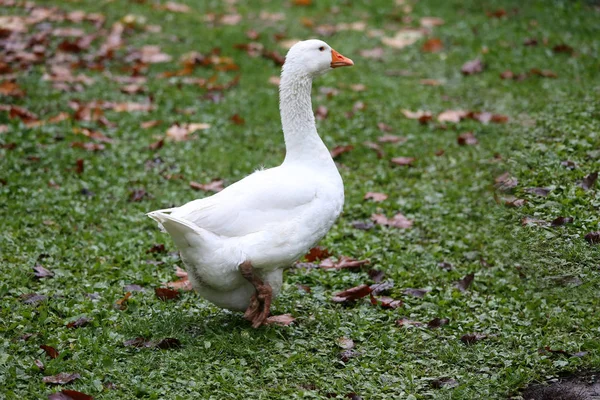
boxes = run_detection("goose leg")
[239,261,273,328]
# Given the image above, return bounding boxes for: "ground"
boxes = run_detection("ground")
[1,0,599,399]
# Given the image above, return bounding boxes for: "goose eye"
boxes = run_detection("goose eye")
[318,46,325,51]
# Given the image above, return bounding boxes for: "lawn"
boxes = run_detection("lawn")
[1,0,599,399]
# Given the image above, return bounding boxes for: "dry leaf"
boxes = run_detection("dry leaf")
[330,144,354,158]
[457,132,478,146]
[166,123,210,141]
[371,213,413,228]
[391,157,416,166]
[304,246,331,262]
[265,314,296,326]
[43,373,81,385]
[382,29,424,49]
[40,345,59,359]
[155,287,180,300]
[461,58,484,75]
[422,38,443,52]
[364,192,388,202]
[454,273,475,292]
[319,256,370,270]
[189,179,224,192]
[332,284,372,303]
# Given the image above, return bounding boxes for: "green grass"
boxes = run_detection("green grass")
[1,0,599,398]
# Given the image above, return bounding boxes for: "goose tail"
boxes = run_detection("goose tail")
[147,210,210,249]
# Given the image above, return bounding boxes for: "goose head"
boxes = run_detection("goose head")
[284,39,354,77]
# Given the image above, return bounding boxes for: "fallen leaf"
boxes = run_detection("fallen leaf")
[521,217,549,227]
[155,287,180,300]
[43,373,81,385]
[35,359,45,370]
[371,213,413,229]
[268,76,280,85]
[378,134,406,144]
[396,318,425,327]
[22,293,48,305]
[33,264,54,279]
[381,29,424,49]
[339,349,361,362]
[165,277,193,291]
[359,47,384,60]
[115,292,131,310]
[337,337,355,350]
[40,345,59,359]
[315,105,328,120]
[153,338,181,349]
[368,269,385,283]
[422,38,443,52]
[552,44,574,55]
[70,142,105,151]
[351,221,375,230]
[166,123,210,141]
[189,179,224,192]
[320,256,370,270]
[73,127,113,143]
[111,102,154,113]
[66,317,90,329]
[403,288,430,298]
[230,114,245,125]
[495,172,518,191]
[419,78,443,86]
[402,109,433,123]
[265,314,296,326]
[457,132,478,146]
[0,81,25,97]
[486,9,507,18]
[437,109,468,123]
[431,377,459,389]
[420,17,445,28]
[123,337,147,348]
[524,38,538,46]
[141,120,161,129]
[427,317,450,329]
[500,70,514,80]
[330,144,354,158]
[48,390,93,400]
[364,192,388,202]
[332,284,372,303]
[123,284,144,292]
[350,84,367,92]
[161,1,191,12]
[149,138,164,150]
[128,189,148,202]
[504,197,526,207]
[578,172,598,190]
[74,159,84,174]
[147,244,166,253]
[524,187,551,197]
[391,157,416,166]
[560,160,578,170]
[584,231,600,244]
[530,68,557,78]
[454,273,474,292]
[304,246,331,262]
[363,141,384,158]
[461,58,483,75]
[370,294,402,309]
[370,281,393,295]
[460,333,488,344]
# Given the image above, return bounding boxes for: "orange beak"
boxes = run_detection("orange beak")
[330,48,354,68]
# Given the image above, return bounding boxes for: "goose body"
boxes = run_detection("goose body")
[148,39,354,324]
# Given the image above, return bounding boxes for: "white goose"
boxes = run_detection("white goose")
[148,39,353,327]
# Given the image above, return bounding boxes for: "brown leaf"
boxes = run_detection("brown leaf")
[330,144,354,158]
[378,134,406,144]
[161,1,191,12]
[427,317,450,329]
[368,269,385,283]
[115,292,131,310]
[584,231,600,244]
[155,287,180,301]
[1,105,39,124]
[70,142,105,151]
[332,284,372,303]
[43,373,81,385]
[376,122,393,133]
[315,105,329,120]
[22,293,48,305]
[66,317,90,329]
[165,277,193,291]
[461,58,483,75]
[359,47,384,60]
[419,78,443,86]
[293,0,312,5]
[364,192,388,202]
[230,114,245,125]
[454,273,475,292]
[73,127,113,143]
[524,187,551,197]
[33,264,54,279]
[304,246,331,262]
[437,109,468,123]
[339,349,361,362]
[370,294,402,309]
[460,333,488,344]
[420,17,445,28]
[268,76,280,86]
[149,138,164,150]
[153,338,182,349]
[363,141,384,158]
[504,197,526,207]
[40,345,59,359]
[147,244,166,253]
[403,288,429,298]
[552,44,574,55]
[578,172,598,190]
[0,81,25,97]
[494,172,518,191]
[457,132,478,146]
[550,216,573,227]
[265,314,296,326]
[120,84,145,95]
[35,359,45,370]
[524,38,538,46]
[500,70,514,80]
[141,120,161,129]
[530,68,557,78]
[381,30,424,49]
[189,179,224,192]
[48,389,94,400]
[110,102,154,113]
[401,109,433,124]
[128,189,148,202]
[337,337,355,349]
[422,38,443,53]
[391,157,416,166]
[74,159,84,174]
[261,49,285,66]
[370,281,393,295]
[521,217,549,227]
[486,9,507,18]
[371,213,413,229]
[396,318,425,327]
[431,377,459,389]
[320,256,370,270]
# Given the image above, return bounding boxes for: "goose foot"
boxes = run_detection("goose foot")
[239,261,273,328]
